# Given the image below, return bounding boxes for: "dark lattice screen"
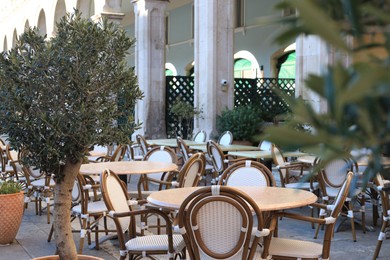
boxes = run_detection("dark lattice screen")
[166,76,195,138]
[234,78,295,121]
[166,76,295,137]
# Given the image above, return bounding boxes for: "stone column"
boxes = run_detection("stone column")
[193,0,235,139]
[295,35,343,113]
[91,0,125,24]
[132,0,168,139]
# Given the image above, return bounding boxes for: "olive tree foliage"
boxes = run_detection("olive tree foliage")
[0,11,143,182]
[262,0,390,181]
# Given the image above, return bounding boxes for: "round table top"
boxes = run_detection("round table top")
[147,186,317,211]
[79,161,178,175]
[297,155,390,166]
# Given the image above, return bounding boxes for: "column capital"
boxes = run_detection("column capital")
[91,12,125,24]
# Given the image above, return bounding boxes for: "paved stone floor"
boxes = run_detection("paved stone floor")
[2,173,390,259]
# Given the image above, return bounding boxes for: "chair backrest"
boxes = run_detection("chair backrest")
[143,146,177,180]
[271,144,288,180]
[101,170,132,235]
[193,130,207,142]
[177,137,191,162]
[316,157,357,189]
[6,144,23,178]
[206,140,227,174]
[258,140,272,151]
[177,185,267,260]
[136,134,150,156]
[218,160,276,187]
[218,131,233,145]
[110,145,127,162]
[321,171,353,259]
[175,153,205,188]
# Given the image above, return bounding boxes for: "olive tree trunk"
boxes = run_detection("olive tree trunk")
[53,159,83,259]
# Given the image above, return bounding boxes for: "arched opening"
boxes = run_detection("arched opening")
[233,50,261,78]
[277,51,295,78]
[24,20,30,32]
[12,29,18,48]
[165,63,177,76]
[38,9,47,37]
[3,36,8,51]
[53,0,67,36]
[272,42,296,79]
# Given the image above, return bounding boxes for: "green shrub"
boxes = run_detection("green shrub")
[216,106,263,141]
[0,181,23,194]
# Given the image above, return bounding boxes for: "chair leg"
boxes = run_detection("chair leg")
[373,218,389,259]
[347,200,357,242]
[47,224,54,242]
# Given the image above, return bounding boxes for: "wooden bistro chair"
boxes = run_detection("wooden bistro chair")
[263,172,353,260]
[373,173,390,259]
[314,157,365,242]
[176,185,273,260]
[218,160,276,187]
[101,169,186,260]
[128,146,178,200]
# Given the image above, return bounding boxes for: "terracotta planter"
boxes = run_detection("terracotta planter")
[32,255,104,260]
[0,191,25,245]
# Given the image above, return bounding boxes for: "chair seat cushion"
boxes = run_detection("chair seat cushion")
[286,182,319,191]
[125,234,185,252]
[72,200,107,214]
[268,237,322,259]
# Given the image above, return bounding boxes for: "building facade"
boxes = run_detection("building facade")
[0,0,328,139]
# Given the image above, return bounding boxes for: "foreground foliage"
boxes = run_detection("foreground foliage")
[264,0,390,180]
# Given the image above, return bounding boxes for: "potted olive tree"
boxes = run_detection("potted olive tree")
[0,181,24,245]
[264,0,390,180]
[0,11,143,259]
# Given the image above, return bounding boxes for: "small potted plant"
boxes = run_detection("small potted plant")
[0,180,24,245]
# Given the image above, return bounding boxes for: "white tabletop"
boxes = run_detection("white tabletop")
[147,139,205,148]
[147,186,317,211]
[79,161,178,175]
[190,144,259,152]
[228,150,308,159]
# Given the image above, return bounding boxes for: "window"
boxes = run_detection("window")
[234,58,252,78]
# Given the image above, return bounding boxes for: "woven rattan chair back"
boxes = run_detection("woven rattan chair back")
[318,158,357,188]
[101,170,131,234]
[193,130,207,142]
[217,130,233,145]
[207,140,227,175]
[177,185,268,260]
[177,137,192,162]
[143,146,177,181]
[110,145,127,162]
[258,140,272,151]
[218,160,276,187]
[271,144,288,180]
[175,153,206,188]
[136,134,150,156]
